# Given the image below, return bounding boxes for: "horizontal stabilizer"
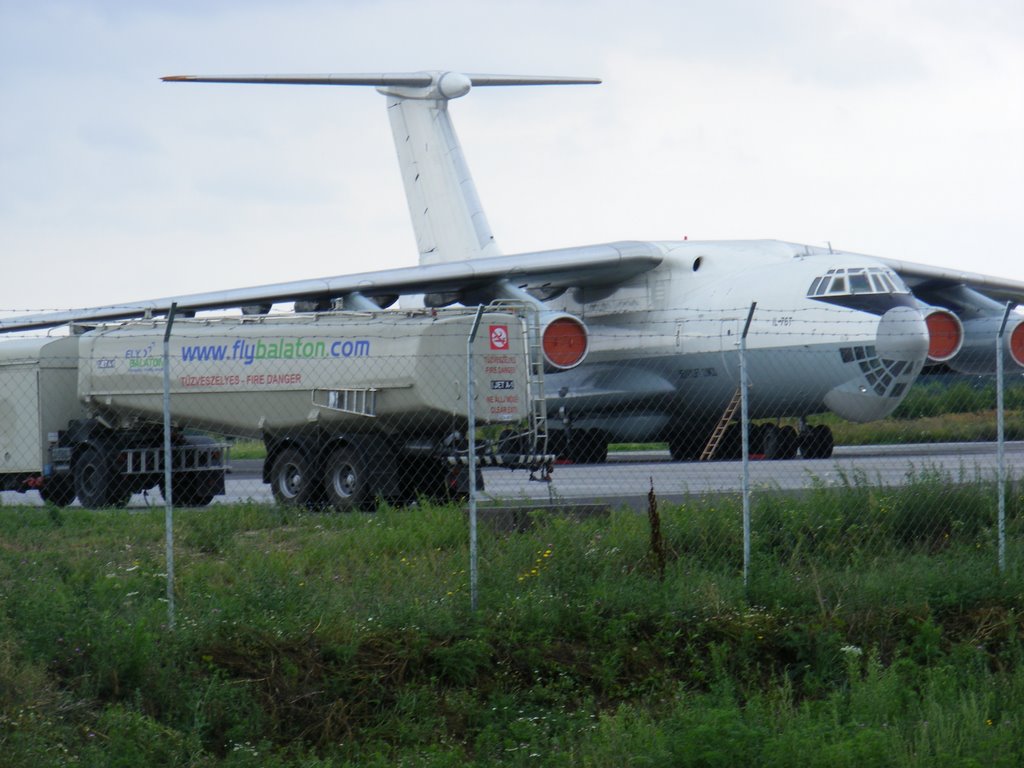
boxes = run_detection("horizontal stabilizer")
[162,73,434,86]
[161,72,600,88]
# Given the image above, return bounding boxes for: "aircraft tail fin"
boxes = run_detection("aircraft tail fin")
[163,71,600,265]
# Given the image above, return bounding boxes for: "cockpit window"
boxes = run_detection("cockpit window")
[806,267,911,298]
[849,274,871,293]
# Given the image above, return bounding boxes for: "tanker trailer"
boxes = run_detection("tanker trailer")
[72,307,547,509]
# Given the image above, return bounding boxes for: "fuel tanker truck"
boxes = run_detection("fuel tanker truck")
[0,307,551,509]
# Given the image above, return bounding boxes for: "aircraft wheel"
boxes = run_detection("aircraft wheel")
[800,425,834,459]
[323,446,370,511]
[669,429,704,461]
[669,441,692,461]
[775,426,800,459]
[74,447,129,508]
[716,424,742,460]
[40,476,76,507]
[570,430,608,464]
[546,431,568,460]
[755,424,778,457]
[587,430,610,463]
[269,447,315,507]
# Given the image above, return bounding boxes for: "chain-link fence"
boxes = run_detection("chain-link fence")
[1,303,1020,599]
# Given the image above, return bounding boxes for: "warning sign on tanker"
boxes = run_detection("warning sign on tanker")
[489,325,509,350]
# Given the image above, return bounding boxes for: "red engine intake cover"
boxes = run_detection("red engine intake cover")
[542,316,588,370]
[924,310,963,362]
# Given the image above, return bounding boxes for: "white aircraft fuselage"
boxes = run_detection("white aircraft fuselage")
[542,239,929,444]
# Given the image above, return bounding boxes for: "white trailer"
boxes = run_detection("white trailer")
[0,336,82,504]
[0,307,550,509]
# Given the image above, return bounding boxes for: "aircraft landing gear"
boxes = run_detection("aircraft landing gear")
[551,408,610,464]
[669,429,705,461]
[798,423,834,459]
[757,424,800,460]
[554,428,608,464]
[670,420,829,462]
[577,430,610,463]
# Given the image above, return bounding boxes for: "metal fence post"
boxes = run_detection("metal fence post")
[740,302,757,591]
[996,302,1014,574]
[162,303,177,629]
[466,306,485,612]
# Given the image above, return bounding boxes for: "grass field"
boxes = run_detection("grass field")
[1,474,1022,765]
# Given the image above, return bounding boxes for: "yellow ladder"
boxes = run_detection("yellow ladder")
[700,386,742,461]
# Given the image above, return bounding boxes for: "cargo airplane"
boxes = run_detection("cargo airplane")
[3,70,1024,462]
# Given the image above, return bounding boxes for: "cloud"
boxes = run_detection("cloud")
[0,0,1021,311]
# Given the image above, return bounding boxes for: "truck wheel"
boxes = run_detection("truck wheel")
[40,476,76,507]
[323,447,370,512]
[160,476,215,507]
[74,447,130,508]
[268,448,314,507]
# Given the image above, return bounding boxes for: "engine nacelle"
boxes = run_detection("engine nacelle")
[922,307,963,363]
[539,312,589,371]
[944,314,1024,374]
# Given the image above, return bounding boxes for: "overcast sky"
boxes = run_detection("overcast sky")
[1,0,1022,312]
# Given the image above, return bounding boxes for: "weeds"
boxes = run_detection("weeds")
[0,477,1021,765]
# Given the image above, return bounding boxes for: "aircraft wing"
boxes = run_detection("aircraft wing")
[0,241,662,333]
[880,257,1024,305]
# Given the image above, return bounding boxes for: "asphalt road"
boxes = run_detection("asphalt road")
[6,441,1019,511]
[476,441,1024,510]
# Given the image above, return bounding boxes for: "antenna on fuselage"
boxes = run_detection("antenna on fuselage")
[162,71,601,266]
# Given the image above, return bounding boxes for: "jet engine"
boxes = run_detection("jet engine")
[538,312,589,370]
[943,314,1024,374]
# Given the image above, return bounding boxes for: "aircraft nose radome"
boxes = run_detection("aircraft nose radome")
[874,306,930,364]
[822,306,930,423]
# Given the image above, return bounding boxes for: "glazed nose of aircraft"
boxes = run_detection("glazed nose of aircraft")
[823,306,930,422]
